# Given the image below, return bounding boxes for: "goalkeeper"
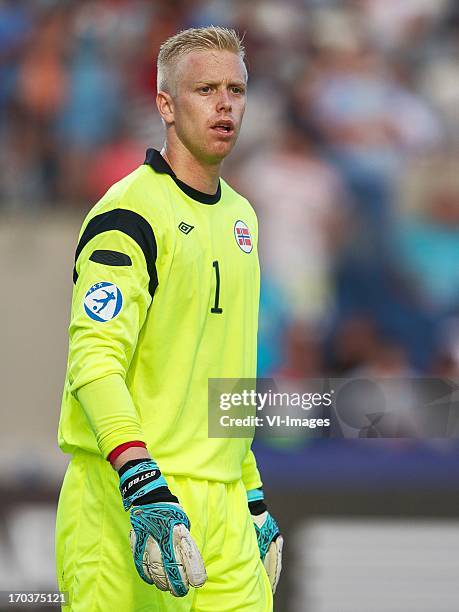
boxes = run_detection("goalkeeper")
[56,26,282,611]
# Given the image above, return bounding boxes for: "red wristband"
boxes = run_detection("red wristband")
[108,441,147,466]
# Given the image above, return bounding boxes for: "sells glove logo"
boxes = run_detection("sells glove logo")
[124,471,158,493]
[83,281,123,322]
[234,220,253,253]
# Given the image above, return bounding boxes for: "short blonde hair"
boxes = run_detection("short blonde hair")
[157,26,246,94]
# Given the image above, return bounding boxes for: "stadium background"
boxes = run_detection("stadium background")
[2,1,459,610]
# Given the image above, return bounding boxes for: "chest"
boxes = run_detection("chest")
[157,202,259,312]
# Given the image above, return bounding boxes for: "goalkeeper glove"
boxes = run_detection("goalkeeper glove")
[247,488,283,594]
[119,458,207,597]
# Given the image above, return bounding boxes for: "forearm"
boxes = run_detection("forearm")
[76,373,146,458]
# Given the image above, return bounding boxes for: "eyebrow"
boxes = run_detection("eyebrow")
[195,80,246,87]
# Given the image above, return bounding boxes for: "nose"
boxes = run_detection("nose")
[216,89,232,113]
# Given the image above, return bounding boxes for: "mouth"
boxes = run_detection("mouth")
[211,119,235,137]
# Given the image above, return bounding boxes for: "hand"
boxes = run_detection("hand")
[247,488,283,594]
[129,502,207,596]
[119,459,207,596]
[251,511,283,594]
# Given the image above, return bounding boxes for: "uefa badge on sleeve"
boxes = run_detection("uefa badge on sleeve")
[83,281,123,322]
[234,220,253,253]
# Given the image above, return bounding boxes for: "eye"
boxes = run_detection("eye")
[231,86,245,95]
[199,86,211,94]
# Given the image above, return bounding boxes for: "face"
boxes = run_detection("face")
[158,49,247,164]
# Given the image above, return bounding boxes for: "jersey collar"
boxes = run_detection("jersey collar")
[144,148,221,205]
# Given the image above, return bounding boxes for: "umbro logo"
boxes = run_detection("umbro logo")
[178,221,194,235]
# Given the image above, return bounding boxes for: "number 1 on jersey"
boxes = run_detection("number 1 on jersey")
[211,260,223,314]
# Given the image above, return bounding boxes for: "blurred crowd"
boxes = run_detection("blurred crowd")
[2,0,459,378]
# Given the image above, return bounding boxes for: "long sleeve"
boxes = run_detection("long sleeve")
[241,448,263,491]
[76,374,146,458]
[67,208,155,457]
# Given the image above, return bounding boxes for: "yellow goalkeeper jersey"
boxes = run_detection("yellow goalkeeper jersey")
[58,149,262,488]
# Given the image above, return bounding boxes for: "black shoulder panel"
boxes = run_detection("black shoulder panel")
[89,249,132,266]
[73,209,158,297]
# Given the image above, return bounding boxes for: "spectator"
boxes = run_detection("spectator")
[237,122,347,324]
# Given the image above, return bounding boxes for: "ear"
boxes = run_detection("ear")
[156,91,175,125]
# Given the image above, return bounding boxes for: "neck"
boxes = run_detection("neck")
[161,139,222,195]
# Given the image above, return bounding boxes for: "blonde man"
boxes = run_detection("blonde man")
[56,26,282,611]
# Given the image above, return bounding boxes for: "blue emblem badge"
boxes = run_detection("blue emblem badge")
[84,281,123,322]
